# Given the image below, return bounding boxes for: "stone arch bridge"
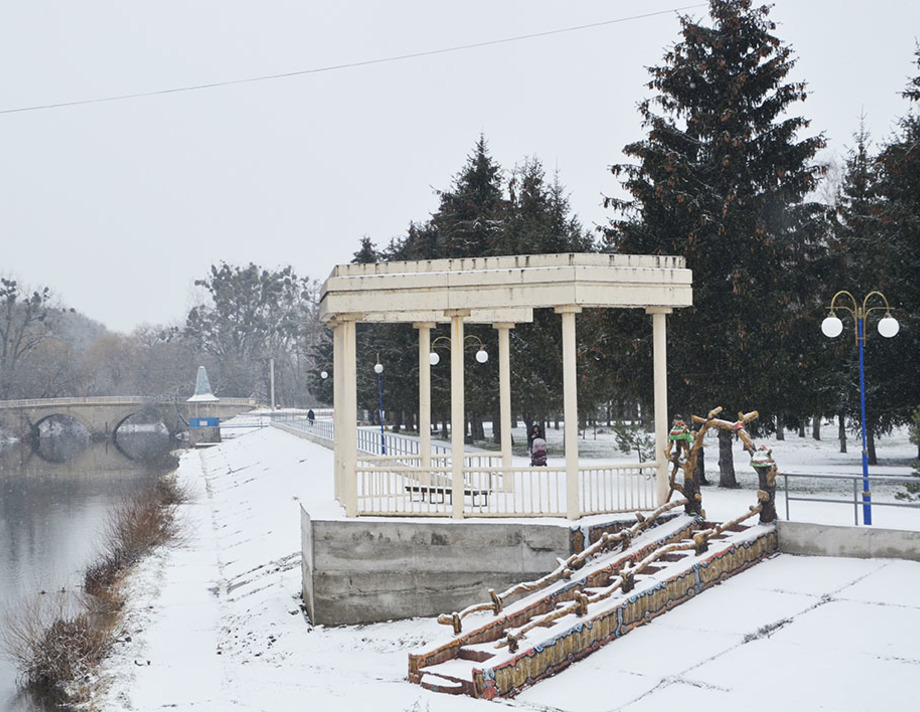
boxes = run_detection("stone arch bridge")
[0,396,257,440]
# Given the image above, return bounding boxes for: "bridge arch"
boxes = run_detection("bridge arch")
[31,413,92,439]
[29,414,92,463]
[111,407,171,438]
[0,397,257,442]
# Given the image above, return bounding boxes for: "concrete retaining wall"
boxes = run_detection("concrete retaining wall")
[302,510,575,626]
[777,521,920,561]
[300,514,920,626]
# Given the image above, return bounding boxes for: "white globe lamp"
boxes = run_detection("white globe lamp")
[821,314,843,338]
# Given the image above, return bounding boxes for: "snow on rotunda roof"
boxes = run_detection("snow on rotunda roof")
[187,365,220,403]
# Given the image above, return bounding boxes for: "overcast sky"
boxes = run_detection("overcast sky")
[2,1,918,334]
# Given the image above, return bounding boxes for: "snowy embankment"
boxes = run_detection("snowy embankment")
[96,425,462,711]
[95,421,920,711]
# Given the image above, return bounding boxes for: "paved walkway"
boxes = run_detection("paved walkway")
[516,553,920,711]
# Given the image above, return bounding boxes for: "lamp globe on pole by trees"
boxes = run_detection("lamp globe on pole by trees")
[428,335,489,366]
[821,290,899,525]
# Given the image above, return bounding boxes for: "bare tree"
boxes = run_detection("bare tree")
[0,278,53,399]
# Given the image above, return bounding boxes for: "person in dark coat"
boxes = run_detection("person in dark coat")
[528,423,541,452]
[529,423,547,466]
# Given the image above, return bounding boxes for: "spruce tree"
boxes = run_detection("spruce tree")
[430,135,506,258]
[343,139,600,444]
[863,47,920,436]
[501,158,594,255]
[352,236,381,264]
[604,0,827,485]
[826,123,885,456]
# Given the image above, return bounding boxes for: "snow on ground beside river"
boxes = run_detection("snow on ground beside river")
[94,417,920,711]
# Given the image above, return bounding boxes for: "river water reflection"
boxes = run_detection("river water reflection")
[0,433,175,711]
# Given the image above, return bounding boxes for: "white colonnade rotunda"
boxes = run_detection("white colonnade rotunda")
[319,253,692,520]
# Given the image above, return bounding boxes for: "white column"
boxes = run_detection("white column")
[494,322,514,491]
[415,322,435,486]
[556,306,582,520]
[332,320,344,503]
[448,309,470,519]
[341,317,358,517]
[648,307,672,506]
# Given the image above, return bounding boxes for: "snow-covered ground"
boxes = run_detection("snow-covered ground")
[94,417,920,711]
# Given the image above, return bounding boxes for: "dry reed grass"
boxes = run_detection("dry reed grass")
[2,472,191,706]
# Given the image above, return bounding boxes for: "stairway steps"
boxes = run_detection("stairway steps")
[417,660,479,695]
[417,673,467,695]
[409,515,778,700]
[457,646,495,663]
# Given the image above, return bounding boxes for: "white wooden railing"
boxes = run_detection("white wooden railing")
[355,455,658,518]
[271,412,659,518]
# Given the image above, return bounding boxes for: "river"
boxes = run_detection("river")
[0,431,175,711]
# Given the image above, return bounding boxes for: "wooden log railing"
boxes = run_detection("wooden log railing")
[494,502,764,652]
[436,497,692,634]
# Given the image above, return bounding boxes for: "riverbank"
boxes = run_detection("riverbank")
[94,422,920,711]
[0,437,179,712]
[94,424,457,711]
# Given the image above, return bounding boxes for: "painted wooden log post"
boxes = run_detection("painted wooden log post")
[666,417,700,516]
[687,408,780,526]
[668,406,777,522]
[752,445,779,523]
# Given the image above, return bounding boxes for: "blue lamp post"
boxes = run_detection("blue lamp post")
[374,356,386,455]
[821,290,899,525]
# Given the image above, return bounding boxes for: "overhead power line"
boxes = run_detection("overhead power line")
[0,5,704,116]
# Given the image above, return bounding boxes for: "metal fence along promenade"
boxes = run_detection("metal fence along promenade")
[270,410,447,458]
[271,412,658,518]
[782,471,920,525]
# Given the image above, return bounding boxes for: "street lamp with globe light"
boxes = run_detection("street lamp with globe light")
[821,290,899,525]
[318,359,386,454]
[428,335,489,366]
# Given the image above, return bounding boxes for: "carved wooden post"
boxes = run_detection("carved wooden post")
[667,419,702,517]
[752,445,778,523]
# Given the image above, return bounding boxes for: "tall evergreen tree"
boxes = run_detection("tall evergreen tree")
[825,123,885,454]
[501,158,594,255]
[498,158,598,430]
[864,46,920,436]
[604,0,827,485]
[429,135,506,258]
[337,139,599,443]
